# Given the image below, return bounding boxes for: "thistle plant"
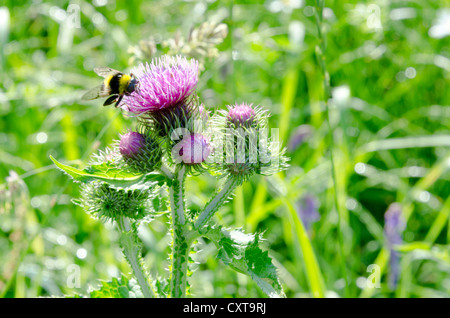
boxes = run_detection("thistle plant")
[52,54,289,298]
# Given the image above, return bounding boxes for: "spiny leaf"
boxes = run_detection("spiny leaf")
[67,275,143,298]
[50,155,166,190]
[154,276,169,298]
[202,225,285,298]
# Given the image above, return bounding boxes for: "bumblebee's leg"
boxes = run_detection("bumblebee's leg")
[114,94,124,108]
[103,95,118,106]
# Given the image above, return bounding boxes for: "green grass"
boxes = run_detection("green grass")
[1,0,449,298]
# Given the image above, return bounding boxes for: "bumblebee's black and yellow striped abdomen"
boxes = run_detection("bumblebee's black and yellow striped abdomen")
[104,73,132,96]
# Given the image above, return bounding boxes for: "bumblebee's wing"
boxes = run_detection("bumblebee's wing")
[93,67,122,78]
[81,84,111,101]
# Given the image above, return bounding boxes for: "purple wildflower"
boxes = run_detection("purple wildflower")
[177,133,211,164]
[288,125,312,152]
[227,103,256,127]
[296,194,320,230]
[119,131,146,158]
[384,203,405,289]
[122,55,199,114]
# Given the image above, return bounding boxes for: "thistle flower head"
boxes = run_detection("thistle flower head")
[227,103,256,128]
[174,133,211,165]
[122,55,199,115]
[208,103,288,183]
[119,131,146,158]
[118,130,162,173]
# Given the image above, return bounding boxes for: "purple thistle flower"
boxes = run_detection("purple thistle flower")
[177,133,211,164]
[227,103,256,127]
[384,202,405,289]
[122,55,199,114]
[118,131,162,172]
[296,194,320,231]
[119,131,146,158]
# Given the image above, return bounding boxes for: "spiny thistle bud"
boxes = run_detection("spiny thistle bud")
[77,181,156,222]
[226,103,256,128]
[226,103,268,129]
[209,103,288,183]
[118,130,162,173]
[176,133,211,165]
[170,133,211,175]
[119,131,146,158]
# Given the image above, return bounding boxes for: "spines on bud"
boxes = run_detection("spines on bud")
[226,103,256,128]
[209,102,288,183]
[119,132,146,158]
[77,181,156,222]
[225,103,268,129]
[118,130,163,173]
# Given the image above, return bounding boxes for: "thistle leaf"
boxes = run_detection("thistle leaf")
[203,225,285,298]
[50,155,166,190]
[68,275,143,298]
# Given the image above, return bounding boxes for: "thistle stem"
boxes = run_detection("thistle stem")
[194,177,239,229]
[169,229,191,298]
[169,165,186,225]
[160,162,174,179]
[117,217,155,298]
[169,165,189,297]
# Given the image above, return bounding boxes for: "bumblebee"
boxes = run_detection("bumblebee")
[81,67,138,107]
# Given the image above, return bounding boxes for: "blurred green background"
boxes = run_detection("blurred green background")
[0,0,449,298]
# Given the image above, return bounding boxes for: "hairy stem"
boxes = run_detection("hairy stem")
[169,165,189,298]
[117,217,155,298]
[169,226,191,298]
[194,177,239,229]
[160,162,174,179]
[169,165,186,225]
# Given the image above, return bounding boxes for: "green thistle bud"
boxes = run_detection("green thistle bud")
[118,130,163,173]
[209,103,289,183]
[77,181,156,222]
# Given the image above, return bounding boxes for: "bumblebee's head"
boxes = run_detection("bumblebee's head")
[127,74,138,94]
